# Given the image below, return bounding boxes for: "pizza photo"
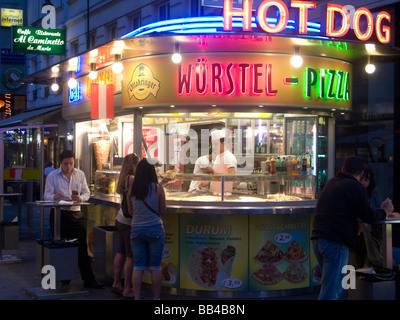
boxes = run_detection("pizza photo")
[252,262,283,285]
[283,240,308,262]
[283,260,308,283]
[254,241,284,265]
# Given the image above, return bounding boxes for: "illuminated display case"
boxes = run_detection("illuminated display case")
[93,170,119,197]
[164,173,316,205]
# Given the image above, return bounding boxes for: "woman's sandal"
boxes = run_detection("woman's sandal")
[111,287,123,297]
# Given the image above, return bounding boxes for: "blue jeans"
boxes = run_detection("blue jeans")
[312,238,349,300]
[130,225,165,271]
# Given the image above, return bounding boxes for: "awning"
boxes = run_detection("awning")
[0,105,62,128]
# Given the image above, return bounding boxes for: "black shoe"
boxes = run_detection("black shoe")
[83,280,104,289]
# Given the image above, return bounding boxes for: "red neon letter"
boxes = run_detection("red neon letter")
[223,0,252,31]
[238,63,250,94]
[326,4,350,38]
[225,63,235,95]
[258,0,289,33]
[265,64,277,96]
[353,7,373,41]
[376,11,391,44]
[212,63,224,94]
[196,59,207,95]
[252,64,263,95]
[178,64,192,95]
[291,1,316,35]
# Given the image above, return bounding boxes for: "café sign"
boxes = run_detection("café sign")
[11,26,66,55]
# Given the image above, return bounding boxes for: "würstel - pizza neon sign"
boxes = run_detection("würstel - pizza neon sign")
[223,0,391,44]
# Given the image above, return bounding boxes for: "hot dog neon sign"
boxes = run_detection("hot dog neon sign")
[223,0,391,44]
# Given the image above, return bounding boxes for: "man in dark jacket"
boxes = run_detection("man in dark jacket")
[311,156,393,300]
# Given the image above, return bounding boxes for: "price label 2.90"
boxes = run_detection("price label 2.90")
[274,233,292,244]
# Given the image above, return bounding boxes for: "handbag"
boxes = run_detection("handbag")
[121,176,132,218]
[121,190,132,218]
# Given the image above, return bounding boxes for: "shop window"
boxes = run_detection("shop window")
[159,2,170,21]
[109,24,117,41]
[32,89,38,101]
[190,0,200,17]
[90,32,96,49]
[132,15,141,31]
[70,40,79,56]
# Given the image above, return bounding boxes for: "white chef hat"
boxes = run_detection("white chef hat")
[211,129,226,141]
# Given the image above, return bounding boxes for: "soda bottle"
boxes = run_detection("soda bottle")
[302,154,307,175]
[281,157,287,175]
[270,157,276,175]
[276,156,281,175]
[292,156,298,175]
[286,156,292,175]
[265,157,271,175]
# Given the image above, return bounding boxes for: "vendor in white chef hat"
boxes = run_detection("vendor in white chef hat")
[208,129,238,196]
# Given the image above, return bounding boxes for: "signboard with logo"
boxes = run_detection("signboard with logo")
[1,8,23,27]
[2,67,23,91]
[11,26,66,55]
[121,53,352,110]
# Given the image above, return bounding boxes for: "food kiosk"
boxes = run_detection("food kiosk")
[57,1,394,296]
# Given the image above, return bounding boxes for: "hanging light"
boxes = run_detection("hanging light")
[365,56,375,74]
[290,46,303,68]
[51,65,59,73]
[171,43,182,64]
[365,43,376,52]
[51,77,59,92]
[88,62,98,80]
[68,71,77,88]
[112,54,123,73]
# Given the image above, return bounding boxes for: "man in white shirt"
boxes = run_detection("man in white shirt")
[44,150,102,289]
[188,153,213,192]
[209,130,237,195]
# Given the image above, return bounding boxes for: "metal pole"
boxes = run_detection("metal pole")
[87,0,90,51]
[40,127,45,201]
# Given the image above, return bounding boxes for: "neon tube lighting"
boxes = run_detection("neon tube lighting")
[121,16,321,38]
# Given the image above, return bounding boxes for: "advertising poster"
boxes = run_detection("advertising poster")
[309,213,321,286]
[249,214,310,291]
[180,214,248,291]
[86,204,101,257]
[143,213,179,288]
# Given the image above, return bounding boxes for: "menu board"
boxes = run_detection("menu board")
[249,214,310,290]
[309,213,321,286]
[179,214,248,291]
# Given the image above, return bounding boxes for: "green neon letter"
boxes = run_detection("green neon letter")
[306,67,317,98]
[326,69,335,100]
[336,70,344,100]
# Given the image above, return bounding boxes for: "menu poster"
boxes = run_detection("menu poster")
[249,214,310,290]
[142,213,180,288]
[179,214,248,291]
[309,213,321,286]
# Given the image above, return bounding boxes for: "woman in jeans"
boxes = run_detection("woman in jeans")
[130,159,166,300]
[112,153,139,299]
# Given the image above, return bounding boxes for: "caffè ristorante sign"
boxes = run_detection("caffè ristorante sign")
[11,26,65,55]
